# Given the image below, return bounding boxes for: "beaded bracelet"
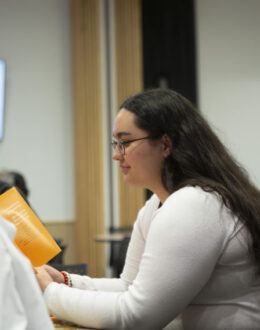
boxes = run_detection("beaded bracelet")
[61,271,72,287]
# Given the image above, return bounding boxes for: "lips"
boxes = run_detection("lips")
[120,165,130,174]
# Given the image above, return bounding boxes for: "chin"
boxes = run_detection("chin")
[123,175,145,188]
[123,175,134,185]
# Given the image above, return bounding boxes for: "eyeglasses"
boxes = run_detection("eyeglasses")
[111,136,156,155]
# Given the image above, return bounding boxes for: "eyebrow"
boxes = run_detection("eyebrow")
[113,132,132,139]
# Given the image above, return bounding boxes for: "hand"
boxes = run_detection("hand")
[35,266,54,292]
[40,264,65,284]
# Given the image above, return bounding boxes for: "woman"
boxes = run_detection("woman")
[36,89,260,329]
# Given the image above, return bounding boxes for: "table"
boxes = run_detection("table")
[95,232,131,242]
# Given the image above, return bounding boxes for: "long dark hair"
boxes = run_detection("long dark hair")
[120,88,260,269]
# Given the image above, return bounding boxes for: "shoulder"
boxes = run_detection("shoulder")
[0,216,16,231]
[0,217,16,249]
[153,186,234,236]
[165,186,223,211]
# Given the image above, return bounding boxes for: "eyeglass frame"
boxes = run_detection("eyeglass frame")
[111,136,159,155]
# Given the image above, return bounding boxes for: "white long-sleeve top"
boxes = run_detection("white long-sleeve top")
[0,217,54,330]
[44,187,260,329]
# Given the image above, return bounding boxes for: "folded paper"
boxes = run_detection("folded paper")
[0,187,61,266]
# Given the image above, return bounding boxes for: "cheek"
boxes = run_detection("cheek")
[124,147,145,163]
[124,150,137,164]
[125,147,163,171]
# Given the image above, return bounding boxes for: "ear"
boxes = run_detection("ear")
[161,134,172,158]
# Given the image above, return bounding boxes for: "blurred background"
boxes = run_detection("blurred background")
[0,0,259,277]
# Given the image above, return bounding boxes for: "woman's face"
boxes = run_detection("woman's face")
[112,108,167,192]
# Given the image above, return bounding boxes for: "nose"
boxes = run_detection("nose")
[112,147,123,161]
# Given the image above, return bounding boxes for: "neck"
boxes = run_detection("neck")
[152,186,170,204]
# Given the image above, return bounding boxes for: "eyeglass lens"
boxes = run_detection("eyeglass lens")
[112,141,125,154]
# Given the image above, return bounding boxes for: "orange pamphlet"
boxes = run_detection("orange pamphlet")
[0,187,61,266]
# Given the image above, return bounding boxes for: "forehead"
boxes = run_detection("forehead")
[113,108,145,138]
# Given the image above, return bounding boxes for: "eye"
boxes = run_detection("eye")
[120,140,132,145]
[121,140,131,146]
[111,140,118,149]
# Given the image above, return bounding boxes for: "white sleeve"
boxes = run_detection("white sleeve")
[70,275,128,292]
[0,222,54,330]
[0,242,28,330]
[44,188,228,329]
[0,242,54,330]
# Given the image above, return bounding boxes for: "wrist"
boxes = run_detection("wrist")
[61,271,72,287]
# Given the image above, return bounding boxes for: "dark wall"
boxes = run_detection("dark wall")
[142,0,197,105]
[142,0,197,199]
